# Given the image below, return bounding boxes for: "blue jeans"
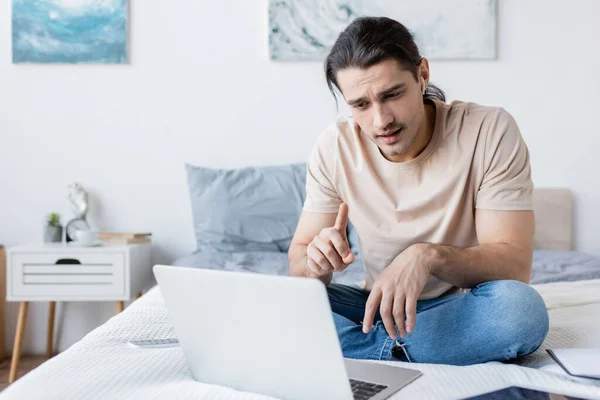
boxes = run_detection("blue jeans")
[327,280,549,366]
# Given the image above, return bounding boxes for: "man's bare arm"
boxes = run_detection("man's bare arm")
[425,209,535,288]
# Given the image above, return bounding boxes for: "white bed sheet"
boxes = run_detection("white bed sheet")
[2,280,600,400]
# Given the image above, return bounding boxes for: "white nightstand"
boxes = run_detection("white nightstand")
[6,242,153,383]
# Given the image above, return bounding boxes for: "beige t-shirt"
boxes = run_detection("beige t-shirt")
[303,99,533,300]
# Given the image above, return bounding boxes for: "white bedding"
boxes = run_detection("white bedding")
[2,280,600,400]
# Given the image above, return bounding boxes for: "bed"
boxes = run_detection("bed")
[2,183,600,399]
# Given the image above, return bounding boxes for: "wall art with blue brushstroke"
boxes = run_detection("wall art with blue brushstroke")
[12,0,127,64]
[269,0,497,61]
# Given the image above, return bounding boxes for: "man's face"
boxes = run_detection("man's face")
[336,59,427,162]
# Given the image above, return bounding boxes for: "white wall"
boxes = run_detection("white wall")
[1,0,599,354]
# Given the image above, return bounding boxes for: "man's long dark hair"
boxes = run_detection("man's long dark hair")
[325,16,446,103]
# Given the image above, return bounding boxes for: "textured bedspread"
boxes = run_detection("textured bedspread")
[2,278,600,400]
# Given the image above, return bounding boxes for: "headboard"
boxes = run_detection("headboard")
[532,189,573,250]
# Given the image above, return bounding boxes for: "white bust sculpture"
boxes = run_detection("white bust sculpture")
[67,182,89,219]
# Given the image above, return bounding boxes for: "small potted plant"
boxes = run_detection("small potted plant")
[44,212,63,243]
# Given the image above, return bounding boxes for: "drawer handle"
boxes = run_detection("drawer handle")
[55,258,82,265]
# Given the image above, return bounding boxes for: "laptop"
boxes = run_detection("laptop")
[153,265,422,400]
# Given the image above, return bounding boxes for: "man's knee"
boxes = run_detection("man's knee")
[484,280,547,313]
[478,280,549,356]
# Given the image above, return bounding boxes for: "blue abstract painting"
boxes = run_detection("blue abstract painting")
[269,0,497,61]
[12,0,127,64]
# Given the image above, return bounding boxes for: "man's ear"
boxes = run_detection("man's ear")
[418,57,430,88]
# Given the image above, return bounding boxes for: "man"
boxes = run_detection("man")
[288,16,549,366]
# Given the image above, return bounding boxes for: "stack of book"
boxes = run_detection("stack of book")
[98,232,152,245]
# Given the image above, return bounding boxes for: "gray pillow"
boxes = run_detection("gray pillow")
[186,163,306,252]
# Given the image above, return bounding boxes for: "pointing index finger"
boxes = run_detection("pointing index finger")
[334,203,349,233]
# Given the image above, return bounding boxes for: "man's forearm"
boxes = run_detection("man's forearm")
[288,243,333,286]
[422,242,533,288]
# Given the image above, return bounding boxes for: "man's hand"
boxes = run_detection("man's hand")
[362,243,431,339]
[306,203,355,276]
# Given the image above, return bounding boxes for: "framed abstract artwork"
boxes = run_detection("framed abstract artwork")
[269,0,497,61]
[12,0,128,64]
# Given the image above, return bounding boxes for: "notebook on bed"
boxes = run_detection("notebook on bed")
[547,348,600,380]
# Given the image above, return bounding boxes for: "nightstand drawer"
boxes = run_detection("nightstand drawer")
[9,253,126,299]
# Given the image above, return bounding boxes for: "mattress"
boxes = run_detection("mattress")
[2,278,600,400]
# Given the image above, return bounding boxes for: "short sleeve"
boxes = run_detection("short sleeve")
[302,127,342,214]
[476,109,533,210]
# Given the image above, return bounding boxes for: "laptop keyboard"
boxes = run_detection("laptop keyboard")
[349,378,388,399]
